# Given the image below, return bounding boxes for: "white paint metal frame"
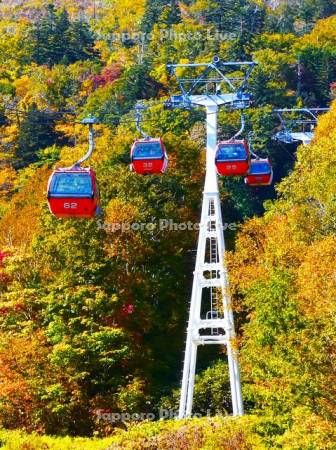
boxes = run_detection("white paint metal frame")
[178,95,244,419]
[274,108,330,146]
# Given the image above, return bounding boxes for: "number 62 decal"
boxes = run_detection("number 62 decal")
[64,202,78,209]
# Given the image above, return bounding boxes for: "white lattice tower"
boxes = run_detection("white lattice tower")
[178,99,244,419]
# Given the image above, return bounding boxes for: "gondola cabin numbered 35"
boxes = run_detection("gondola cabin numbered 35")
[215,139,250,176]
[245,158,273,186]
[47,167,100,218]
[130,138,168,175]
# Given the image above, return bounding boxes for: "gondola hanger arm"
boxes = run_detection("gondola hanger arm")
[229,113,245,141]
[72,115,97,168]
[135,103,150,139]
[247,131,260,159]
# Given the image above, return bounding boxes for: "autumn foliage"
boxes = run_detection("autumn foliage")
[0,0,335,445]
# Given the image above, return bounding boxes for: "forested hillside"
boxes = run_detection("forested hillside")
[0,0,335,448]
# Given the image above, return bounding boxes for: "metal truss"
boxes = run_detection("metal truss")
[273,108,329,146]
[166,57,256,419]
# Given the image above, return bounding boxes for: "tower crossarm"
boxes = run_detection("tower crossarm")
[273,107,330,144]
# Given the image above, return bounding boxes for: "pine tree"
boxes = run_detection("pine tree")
[30,4,58,66]
[66,20,96,62]
[16,104,58,167]
[158,1,181,26]
[29,5,96,67]
[140,0,172,35]
[299,47,336,105]
[53,8,71,65]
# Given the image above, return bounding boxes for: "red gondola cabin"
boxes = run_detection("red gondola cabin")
[245,159,273,186]
[130,138,168,175]
[215,139,250,176]
[47,167,99,218]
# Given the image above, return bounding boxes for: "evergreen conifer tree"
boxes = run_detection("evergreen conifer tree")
[16,104,58,167]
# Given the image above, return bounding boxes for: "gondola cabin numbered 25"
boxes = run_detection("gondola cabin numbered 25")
[215,139,250,176]
[130,138,168,175]
[47,167,100,218]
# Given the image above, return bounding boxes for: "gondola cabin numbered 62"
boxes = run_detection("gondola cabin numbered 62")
[215,139,250,176]
[130,138,168,175]
[47,167,99,218]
